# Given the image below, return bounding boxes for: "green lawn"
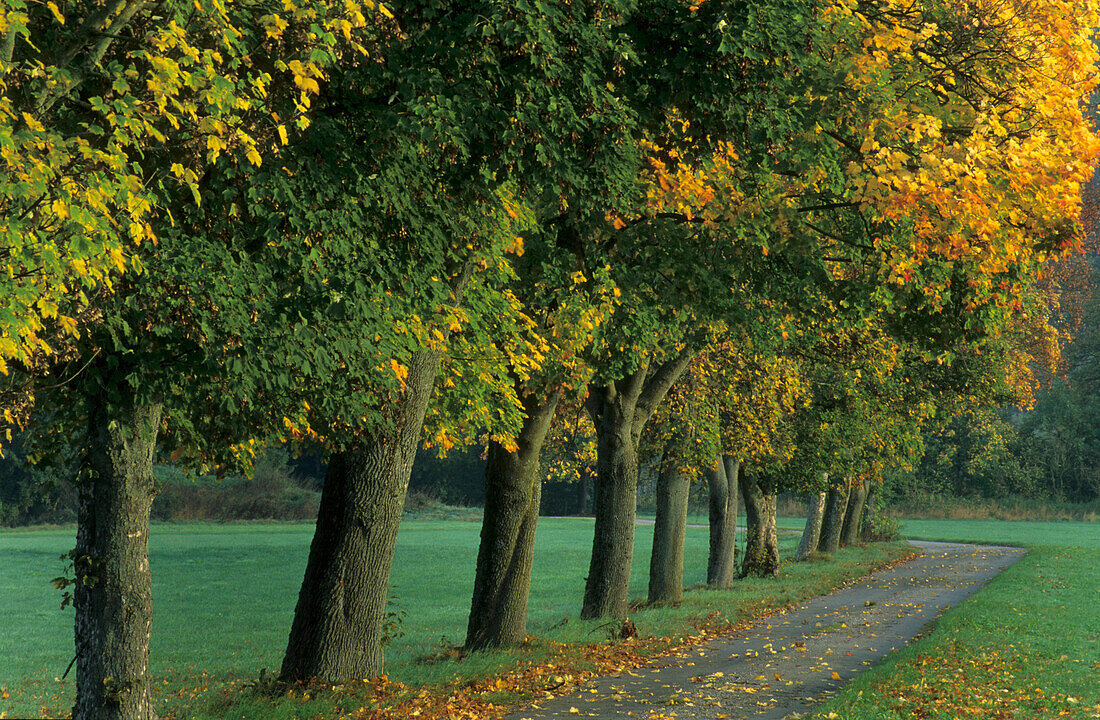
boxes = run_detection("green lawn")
[0,516,906,719]
[900,517,1100,547]
[809,519,1100,719]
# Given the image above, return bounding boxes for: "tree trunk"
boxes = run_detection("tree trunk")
[795,489,827,561]
[280,350,439,683]
[577,473,590,515]
[739,471,779,578]
[581,354,691,620]
[860,484,880,541]
[581,387,639,619]
[841,480,869,547]
[74,397,162,720]
[648,435,690,605]
[818,477,851,554]
[706,456,739,588]
[465,390,560,650]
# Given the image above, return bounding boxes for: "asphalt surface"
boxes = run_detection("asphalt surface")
[506,541,1025,720]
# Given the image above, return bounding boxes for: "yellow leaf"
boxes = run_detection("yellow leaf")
[46,1,64,23]
[51,198,69,220]
[389,358,408,389]
[295,75,320,95]
[21,112,44,132]
[831,671,842,681]
[58,315,78,337]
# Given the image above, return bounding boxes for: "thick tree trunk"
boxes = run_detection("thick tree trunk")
[74,397,162,720]
[648,436,690,605]
[795,489,827,561]
[280,350,439,683]
[581,388,639,619]
[841,481,869,547]
[739,471,779,578]
[581,354,691,620]
[465,391,560,650]
[818,477,851,554]
[706,456,739,588]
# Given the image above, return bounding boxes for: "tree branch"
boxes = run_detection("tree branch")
[798,201,860,214]
[34,0,149,116]
[634,351,692,433]
[0,25,16,74]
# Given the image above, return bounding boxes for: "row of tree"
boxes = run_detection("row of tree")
[2,0,1097,719]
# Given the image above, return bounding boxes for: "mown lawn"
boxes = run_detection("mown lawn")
[0,516,904,719]
[809,520,1100,720]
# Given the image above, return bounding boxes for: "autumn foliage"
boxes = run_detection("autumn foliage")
[1,0,1098,717]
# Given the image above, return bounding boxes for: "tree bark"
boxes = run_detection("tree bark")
[648,435,690,605]
[795,489,827,561]
[465,390,560,650]
[581,384,640,619]
[860,483,880,541]
[818,477,851,554]
[706,456,739,588]
[280,350,439,683]
[74,396,162,720]
[577,474,590,515]
[581,353,691,619]
[739,471,779,578]
[841,480,869,547]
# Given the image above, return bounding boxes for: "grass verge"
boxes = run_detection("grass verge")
[807,521,1100,720]
[185,540,914,720]
[0,518,911,719]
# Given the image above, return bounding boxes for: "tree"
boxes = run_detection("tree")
[706,456,741,587]
[257,0,645,679]
[644,337,807,585]
[466,259,616,650]
[643,362,721,605]
[582,349,693,617]
[795,488,827,560]
[0,0,376,410]
[6,4,386,718]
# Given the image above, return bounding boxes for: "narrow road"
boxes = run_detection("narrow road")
[507,541,1024,720]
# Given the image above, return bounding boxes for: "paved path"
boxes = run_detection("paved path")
[507,541,1024,720]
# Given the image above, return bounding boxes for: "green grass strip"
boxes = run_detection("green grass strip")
[809,522,1100,720]
[0,518,911,719]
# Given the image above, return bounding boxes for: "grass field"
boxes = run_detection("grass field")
[12,516,1089,719]
[809,520,1100,719]
[0,516,907,719]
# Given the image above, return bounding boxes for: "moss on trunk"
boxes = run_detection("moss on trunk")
[465,391,559,650]
[74,398,162,720]
[796,489,827,561]
[706,457,739,588]
[281,350,438,683]
[739,471,779,578]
